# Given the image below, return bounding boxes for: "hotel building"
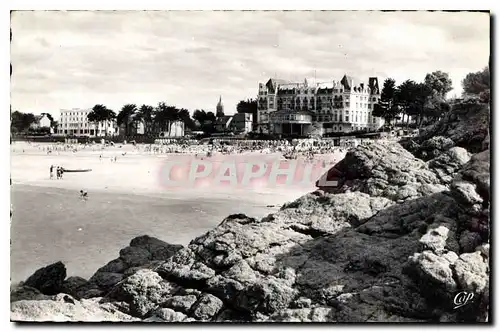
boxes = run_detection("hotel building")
[57,108,118,136]
[257,75,385,136]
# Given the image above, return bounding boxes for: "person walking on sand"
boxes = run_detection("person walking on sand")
[50,165,54,179]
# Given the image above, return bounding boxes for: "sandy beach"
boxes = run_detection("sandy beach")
[10,141,345,282]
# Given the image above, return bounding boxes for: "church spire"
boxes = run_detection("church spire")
[216,95,224,117]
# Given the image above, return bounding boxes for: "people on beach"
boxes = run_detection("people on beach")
[50,165,54,179]
[79,190,88,201]
[55,166,64,180]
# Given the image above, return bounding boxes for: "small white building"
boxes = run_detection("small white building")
[159,121,185,137]
[29,114,51,129]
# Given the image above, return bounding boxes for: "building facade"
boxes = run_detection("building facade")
[214,115,233,132]
[57,108,118,137]
[230,112,253,134]
[257,75,385,136]
[159,121,185,137]
[29,114,51,130]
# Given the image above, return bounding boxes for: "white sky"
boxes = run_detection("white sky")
[10,10,490,117]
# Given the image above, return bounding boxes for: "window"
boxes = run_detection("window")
[345,102,350,107]
[345,115,349,122]
[372,97,377,102]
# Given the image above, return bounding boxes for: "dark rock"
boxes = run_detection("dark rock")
[162,294,198,313]
[24,261,66,295]
[95,258,128,274]
[129,235,183,261]
[119,246,151,267]
[415,136,455,161]
[459,231,483,253]
[190,293,224,321]
[61,276,89,299]
[11,286,51,302]
[88,272,124,291]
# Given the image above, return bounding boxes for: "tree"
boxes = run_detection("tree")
[462,66,490,97]
[11,111,36,134]
[206,111,216,123]
[193,109,208,126]
[117,104,137,136]
[154,103,180,134]
[165,105,181,134]
[88,104,115,137]
[236,99,258,124]
[372,78,399,126]
[136,104,155,136]
[178,108,196,131]
[421,71,452,123]
[104,108,116,136]
[395,79,418,127]
[424,71,453,98]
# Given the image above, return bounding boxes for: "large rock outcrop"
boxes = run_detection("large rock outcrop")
[315,142,448,202]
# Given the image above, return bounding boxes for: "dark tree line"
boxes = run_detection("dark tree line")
[94,102,200,137]
[11,111,36,133]
[373,71,453,127]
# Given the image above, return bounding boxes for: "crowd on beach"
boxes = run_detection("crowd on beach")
[13,137,367,164]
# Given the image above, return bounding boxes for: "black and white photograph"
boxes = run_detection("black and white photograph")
[8,9,491,323]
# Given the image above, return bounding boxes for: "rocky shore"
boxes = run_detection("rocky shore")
[11,100,490,323]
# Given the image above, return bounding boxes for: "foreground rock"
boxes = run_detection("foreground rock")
[23,261,66,296]
[11,295,139,322]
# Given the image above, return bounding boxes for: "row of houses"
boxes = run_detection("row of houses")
[52,106,253,138]
[55,108,186,138]
[213,112,253,134]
